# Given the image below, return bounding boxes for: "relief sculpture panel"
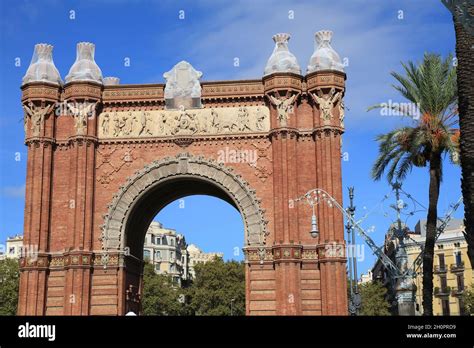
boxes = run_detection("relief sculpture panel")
[98,105,270,138]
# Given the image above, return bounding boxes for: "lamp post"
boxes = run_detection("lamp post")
[294,187,408,315]
[346,187,361,315]
[391,182,416,316]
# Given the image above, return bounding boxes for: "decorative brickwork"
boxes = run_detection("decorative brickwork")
[18,67,348,316]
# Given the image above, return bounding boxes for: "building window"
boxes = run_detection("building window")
[455,251,462,266]
[9,247,15,254]
[155,263,160,271]
[150,235,155,245]
[144,250,151,260]
[456,274,464,291]
[170,251,174,260]
[155,251,161,259]
[440,275,448,291]
[171,239,175,246]
[441,298,450,316]
[438,254,445,269]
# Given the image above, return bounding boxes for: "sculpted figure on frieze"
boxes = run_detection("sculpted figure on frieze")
[172,106,198,135]
[101,113,110,135]
[113,112,120,137]
[237,107,251,132]
[269,94,297,127]
[67,101,97,135]
[210,108,219,131]
[311,87,340,123]
[255,107,266,131]
[23,102,54,137]
[337,94,345,128]
[144,112,154,135]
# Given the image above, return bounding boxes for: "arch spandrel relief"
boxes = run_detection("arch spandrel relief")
[98,105,270,138]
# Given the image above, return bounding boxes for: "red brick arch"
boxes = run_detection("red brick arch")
[19,70,349,316]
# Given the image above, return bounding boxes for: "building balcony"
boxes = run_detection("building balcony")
[434,265,447,274]
[434,286,451,297]
[451,287,464,297]
[450,262,465,273]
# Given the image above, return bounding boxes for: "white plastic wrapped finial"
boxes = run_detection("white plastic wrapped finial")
[65,42,103,84]
[103,77,120,85]
[22,43,62,86]
[307,30,344,73]
[264,33,301,76]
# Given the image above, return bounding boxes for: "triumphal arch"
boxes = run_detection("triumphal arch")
[18,31,348,315]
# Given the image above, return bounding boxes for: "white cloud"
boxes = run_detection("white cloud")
[2,185,25,198]
[147,0,455,132]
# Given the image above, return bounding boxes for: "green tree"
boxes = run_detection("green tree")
[0,259,20,315]
[442,0,474,270]
[462,283,474,315]
[141,263,189,316]
[369,53,459,315]
[358,281,391,316]
[187,257,245,316]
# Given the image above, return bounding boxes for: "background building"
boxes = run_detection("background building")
[143,222,188,285]
[143,222,225,284]
[186,244,223,279]
[407,219,472,316]
[359,270,373,285]
[373,219,472,316]
[0,235,23,260]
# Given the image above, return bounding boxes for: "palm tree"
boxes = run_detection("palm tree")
[442,0,474,270]
[369,53,459,315]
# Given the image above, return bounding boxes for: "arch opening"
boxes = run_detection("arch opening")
[125,176,240,258]
[101,154,268,255]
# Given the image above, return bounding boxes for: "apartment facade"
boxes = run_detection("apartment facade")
[373,219,472,316]
[143,222,188,285]
[0,235,23,260]
[186,244,223,279]
[407,219,472,316]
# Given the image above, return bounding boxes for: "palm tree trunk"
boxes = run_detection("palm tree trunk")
[452,4,474,269]
[422,152,442,316]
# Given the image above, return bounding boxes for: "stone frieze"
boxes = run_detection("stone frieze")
[98,105,270,138]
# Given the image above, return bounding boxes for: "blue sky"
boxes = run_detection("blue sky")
[0,1,463,272]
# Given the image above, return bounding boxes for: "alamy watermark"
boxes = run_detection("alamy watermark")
[379,99,421,120]
[217,147,257,166]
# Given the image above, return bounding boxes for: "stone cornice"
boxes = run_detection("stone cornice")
[306,70,346,92]
[67,135,98,146]
[313,126,344,138]
[263,72,303,94]
[202,79,264,98]
[244,243,345,264]
[29,128,339,148]
[95,132,269,146]
[25,136,55,147]
[21,83,61,103]
[63,81,103,100]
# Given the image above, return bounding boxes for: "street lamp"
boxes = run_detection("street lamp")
[298,190,329,239]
